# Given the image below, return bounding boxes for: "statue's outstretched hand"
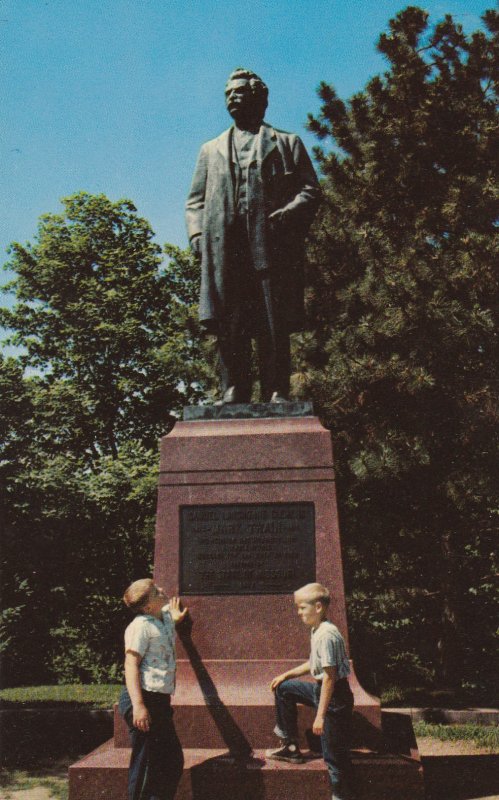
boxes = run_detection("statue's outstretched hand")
[268,208,286,227]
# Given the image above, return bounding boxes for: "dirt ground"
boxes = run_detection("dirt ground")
[417,736,499,756]
[7,786,499,800]
[0,758,69,800]
[0,791,53,800]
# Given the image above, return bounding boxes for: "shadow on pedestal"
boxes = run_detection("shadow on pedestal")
[178,618,253,760]
[189,753,267,800]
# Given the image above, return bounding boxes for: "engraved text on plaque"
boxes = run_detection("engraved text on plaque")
[180,502,315,594]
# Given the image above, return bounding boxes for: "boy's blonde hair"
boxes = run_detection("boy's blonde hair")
[123,578,154,613]
[294,582,331,609]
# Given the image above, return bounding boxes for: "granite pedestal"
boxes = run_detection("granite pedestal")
[69,404,424,799]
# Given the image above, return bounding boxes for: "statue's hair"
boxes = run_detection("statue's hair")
[226,67,268,114]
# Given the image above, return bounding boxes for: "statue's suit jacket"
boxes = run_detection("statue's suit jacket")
[185,122,320,332]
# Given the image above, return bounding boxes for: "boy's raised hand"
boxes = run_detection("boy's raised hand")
[169,596,188,624]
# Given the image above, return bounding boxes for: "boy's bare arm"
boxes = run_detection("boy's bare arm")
[124,651,151,731]
[312,665,337,735]
[270,661,310,690]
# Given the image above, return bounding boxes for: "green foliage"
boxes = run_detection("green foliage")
[1,434,159,684]
[0,356,32,471]
[0,193,215,686]
[303,7,498,691]
[1,193,213,456]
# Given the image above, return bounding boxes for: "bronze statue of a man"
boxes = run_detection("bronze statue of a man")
[186,68,320,404]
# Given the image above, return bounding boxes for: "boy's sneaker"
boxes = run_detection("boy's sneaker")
[265,742,305,763]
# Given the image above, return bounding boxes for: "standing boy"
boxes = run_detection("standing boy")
[119,579,187,800]
[268,582,354,800]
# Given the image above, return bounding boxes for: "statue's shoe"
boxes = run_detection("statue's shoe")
[270,392,288,403]
[214,386,240,405]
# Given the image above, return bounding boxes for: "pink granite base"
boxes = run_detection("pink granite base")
[153,417,351,660]
[113,660,383,752]
[69,740,424,800]
[69,414,424,798]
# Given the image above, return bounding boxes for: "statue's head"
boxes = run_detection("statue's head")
[225,68,268,125]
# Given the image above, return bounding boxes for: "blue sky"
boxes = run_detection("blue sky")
[1,0,491,296]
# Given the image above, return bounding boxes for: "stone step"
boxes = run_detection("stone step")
[113,702,385,752]
[113,660,383,751]
[69,741,424,800]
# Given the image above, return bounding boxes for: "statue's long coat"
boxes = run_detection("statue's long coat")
[185,122,320,332]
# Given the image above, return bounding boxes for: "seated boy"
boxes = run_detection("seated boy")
[267,582,354,800]
[119,579,188,800]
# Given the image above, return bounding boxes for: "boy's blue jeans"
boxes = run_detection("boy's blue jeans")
[119,687,184,800]
[273,677,354,800]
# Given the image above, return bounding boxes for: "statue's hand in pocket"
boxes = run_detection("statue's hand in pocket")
[190,234,202,259]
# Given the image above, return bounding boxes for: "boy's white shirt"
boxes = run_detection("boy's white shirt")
[125,603,176,694]
[310,620,350,681]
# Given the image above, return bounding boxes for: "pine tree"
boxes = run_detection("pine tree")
[302,7,498,691]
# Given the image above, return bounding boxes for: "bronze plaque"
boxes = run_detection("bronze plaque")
[180,502,315,594]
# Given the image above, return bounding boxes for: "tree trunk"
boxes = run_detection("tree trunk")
[436,529,461,689]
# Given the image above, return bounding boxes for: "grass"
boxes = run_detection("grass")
[0,761,69,799]
[0,684,121,708]
[414,722,499,751]
[380,684,498,708]
[2,683,497,710]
